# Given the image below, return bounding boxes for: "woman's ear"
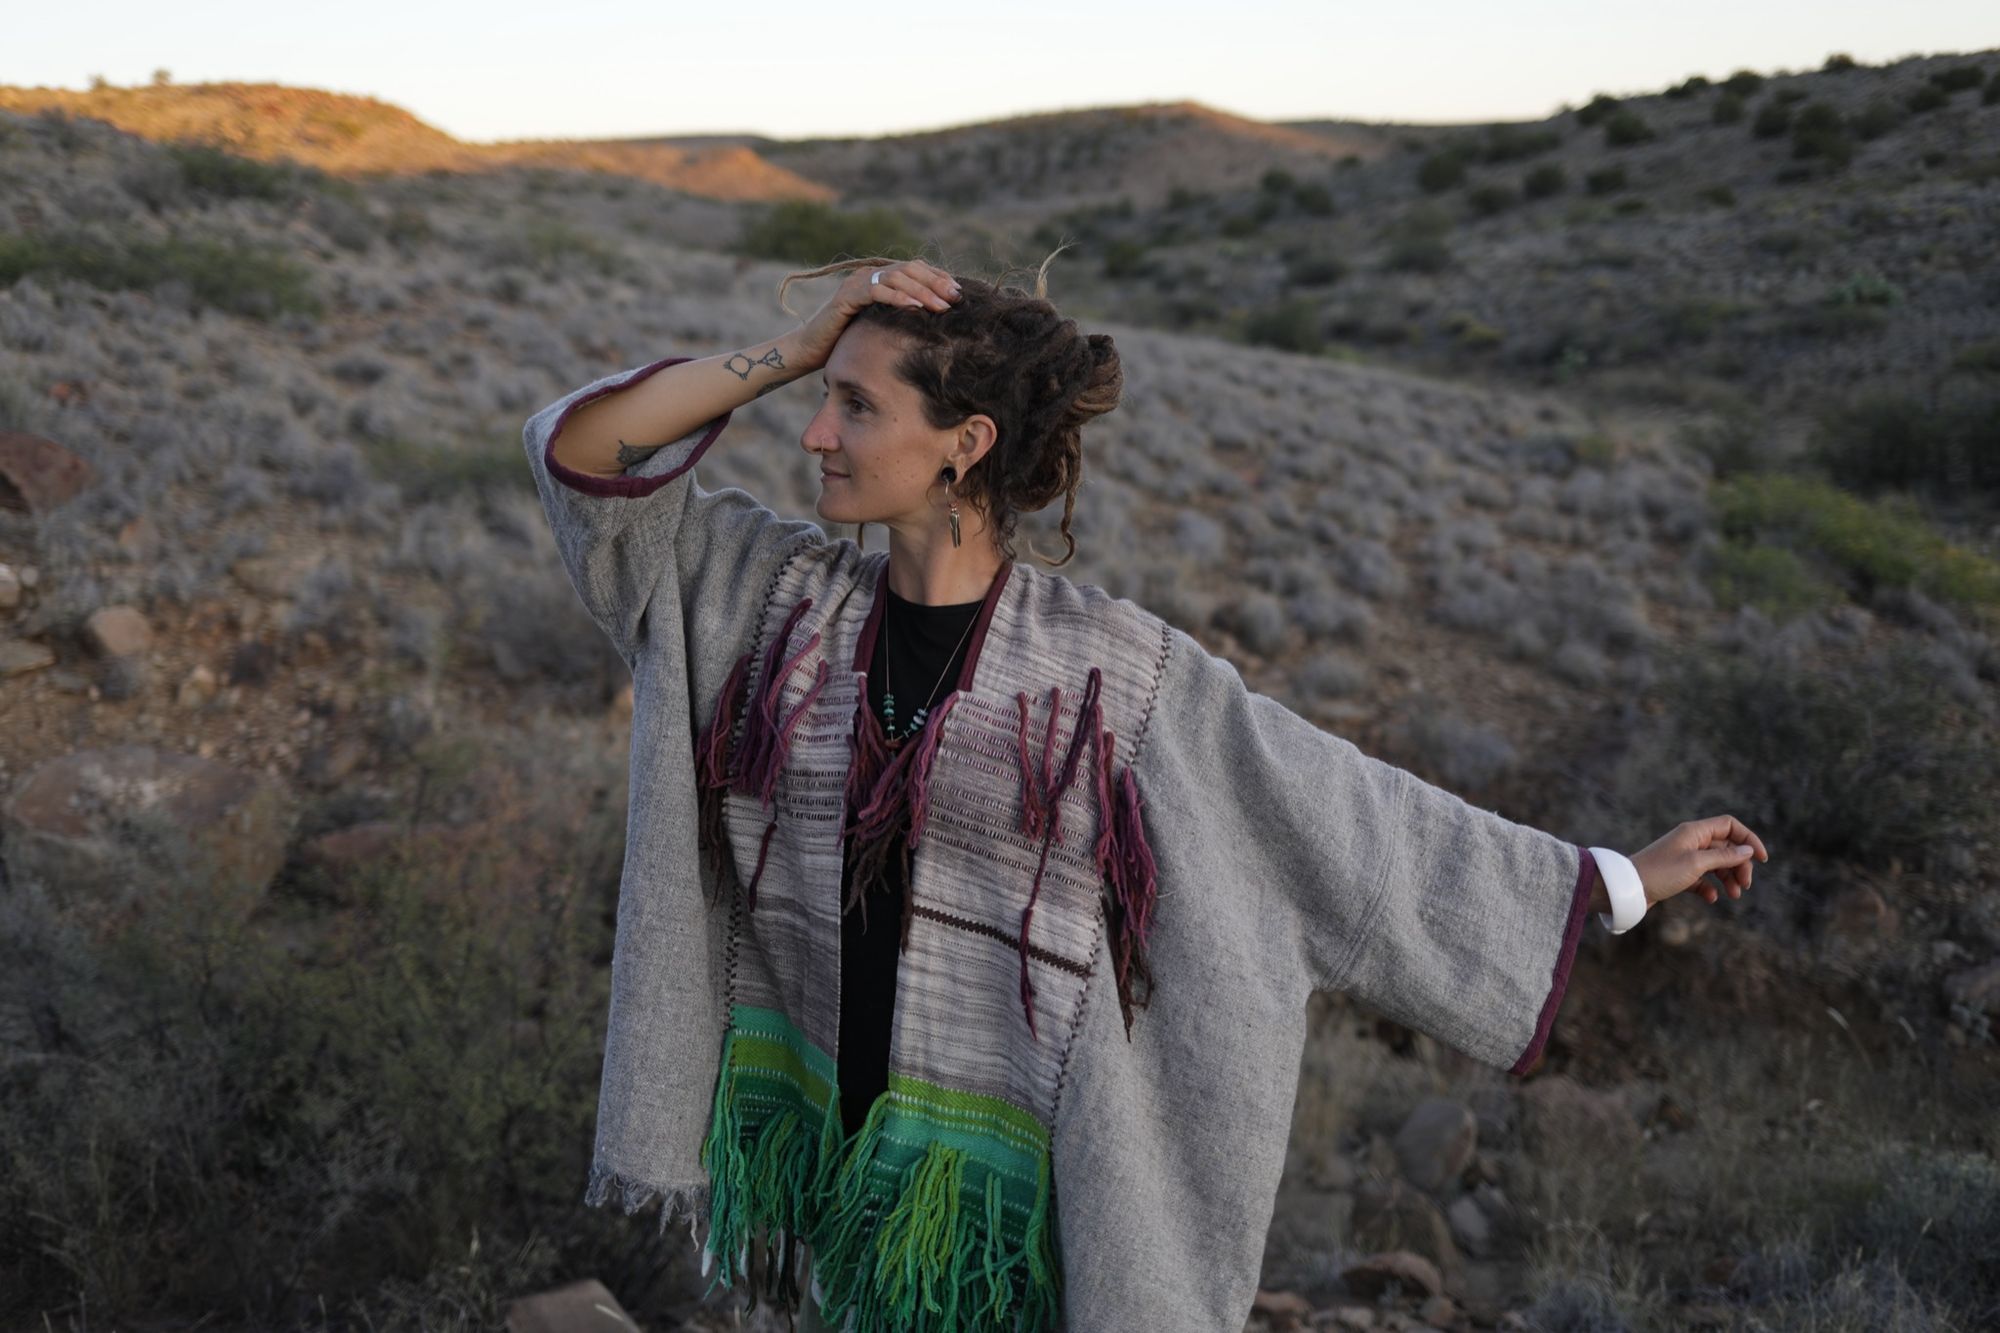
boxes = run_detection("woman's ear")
[953,414,999,474]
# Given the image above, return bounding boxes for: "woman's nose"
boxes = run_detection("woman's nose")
[801,406,834,454]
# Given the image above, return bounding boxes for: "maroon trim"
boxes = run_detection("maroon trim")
[849,557,1014,687]
[1508,845,1598,1077]
[851,561,890,672]
[541,355,733,497]
[955,560,1012,692]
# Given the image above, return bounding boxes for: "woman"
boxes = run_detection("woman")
[522,253,1768,1332]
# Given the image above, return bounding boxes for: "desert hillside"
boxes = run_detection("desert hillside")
[1,52,1998,1332]
[0,80,836,200]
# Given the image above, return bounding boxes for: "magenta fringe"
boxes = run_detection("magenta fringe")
[695,604,1163,1040]
[691,597,831,909]
[843,689,963,946]
[694,650,754,902]
[1010,667,1160,1041]
[1099,754,1159,1038]
[1010,670,1113,1041]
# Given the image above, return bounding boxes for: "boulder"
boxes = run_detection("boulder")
[1462,1086,1515,1146]
[1393,1097,1478,1193]
[0,638,54,678]
[175,663,219,708]
[1418,1292,1458,1328]
[1262,1179,1354,1295]
[0,429,94,515]
[1,745,294,916]
[1341,1250,1443,1301]
[1517,1075,1640,1158]
[1253,1287,1314,1330]
[1825,884,1899,942]
[1351,1178,1460,1282]
[503,1279,637,1333]
[1445,1194,1492,1257]
[84,605,152,658]
[1943,960,2000,1016]
[1313,1309,1377,1330]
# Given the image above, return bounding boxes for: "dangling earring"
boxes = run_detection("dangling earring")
[942,465,961,549]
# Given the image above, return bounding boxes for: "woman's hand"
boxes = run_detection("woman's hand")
[791,260,962,371]
[1630,814,1770,908]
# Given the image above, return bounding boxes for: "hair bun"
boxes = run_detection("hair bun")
[1072,332,1122,419]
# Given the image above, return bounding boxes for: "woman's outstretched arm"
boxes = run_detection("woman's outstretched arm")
[1127,623,1769,1074]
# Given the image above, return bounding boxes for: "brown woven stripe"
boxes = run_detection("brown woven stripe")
[911,903,1094,980]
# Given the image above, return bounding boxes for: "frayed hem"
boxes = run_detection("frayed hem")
[584,1163,712,1248]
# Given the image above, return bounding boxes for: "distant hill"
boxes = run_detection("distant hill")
[0,81,837,201]
[0,82,1405,212]
[754,99,1399,213]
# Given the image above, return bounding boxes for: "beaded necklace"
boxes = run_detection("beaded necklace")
[878,591,979,748]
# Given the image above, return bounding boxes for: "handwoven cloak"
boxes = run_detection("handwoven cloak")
[524,356,1598,1331]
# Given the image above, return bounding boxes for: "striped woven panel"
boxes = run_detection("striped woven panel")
[702,544,1171,1330]
[700,1004,1060,1331]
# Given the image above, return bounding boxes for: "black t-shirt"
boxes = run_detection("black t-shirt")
[838,582,983,1139]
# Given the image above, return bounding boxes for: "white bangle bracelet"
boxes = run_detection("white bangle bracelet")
[1589,847,1647,934]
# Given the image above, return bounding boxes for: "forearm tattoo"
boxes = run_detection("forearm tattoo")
[613,344,790,467]
[724,346,786,381]
[615,438,662,467]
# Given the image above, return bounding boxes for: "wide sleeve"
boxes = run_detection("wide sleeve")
[1128,625,1597,1075]
[521,354,824,671]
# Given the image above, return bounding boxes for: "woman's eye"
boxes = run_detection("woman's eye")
[847,400,868,415]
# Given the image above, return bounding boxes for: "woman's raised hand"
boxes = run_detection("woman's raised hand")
[793,260,962,370]
[1630,815,1771,908]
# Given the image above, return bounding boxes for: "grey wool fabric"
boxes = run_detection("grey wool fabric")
[523,355,1597,1330]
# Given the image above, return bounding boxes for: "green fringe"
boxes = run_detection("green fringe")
[698,1020,845,1314]
[697,1005,1064,1331]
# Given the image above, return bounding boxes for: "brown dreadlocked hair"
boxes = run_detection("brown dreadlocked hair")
[775,245,1122,567]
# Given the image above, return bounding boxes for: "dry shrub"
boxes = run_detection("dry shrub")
[0,726,690,1326]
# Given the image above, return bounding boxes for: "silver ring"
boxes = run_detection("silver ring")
[870,270,882,285]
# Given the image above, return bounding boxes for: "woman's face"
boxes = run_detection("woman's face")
[801,322,969,532]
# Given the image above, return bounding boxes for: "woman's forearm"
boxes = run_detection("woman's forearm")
[551,326,821,479]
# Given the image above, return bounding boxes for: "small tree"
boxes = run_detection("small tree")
[1244,298,1326,354]
[1791,103,1855,167]
[1927,65,1986,94]
[1417,150,1468,193]
[1722,69,1765,98]
[152,68,172,86]
[1603,110,1656,147]
[1852,98,1907,139]
[1906,84,1948,115]
[1585,165,1628,195]
[1752,100,1793,138]
[1577,93,1622,127]
[1523,163,1566,199]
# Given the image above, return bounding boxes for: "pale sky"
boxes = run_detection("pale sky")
[7,2,1995,143]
